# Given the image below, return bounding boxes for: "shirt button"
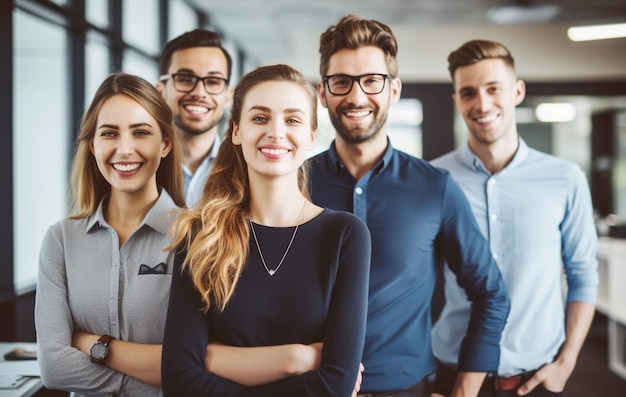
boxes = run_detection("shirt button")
[355,187,364,195]
[493,253,499,260]
[490,213,498,221]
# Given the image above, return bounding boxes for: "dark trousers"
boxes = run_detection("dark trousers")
[357,377,431,397]
[433,365,563,397]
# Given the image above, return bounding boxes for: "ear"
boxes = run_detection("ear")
[452,92,461,113]
[231,122,241,145]
[89,141,95,155]
[317,80,328,109]
[161,137,173,158]
[307,127,316,151]
[225,85,234,108]
[156,81,165,98]
[514,79,526,106]
[388,77,402,106]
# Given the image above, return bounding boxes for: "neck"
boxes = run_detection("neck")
[176,128,217,174]
[105,185,159,231]
[248,176,307,227]
[468,133,519,174]
[334,131,388,180]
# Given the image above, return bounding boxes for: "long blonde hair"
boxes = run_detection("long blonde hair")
[170,64,317,311]
[69,72,185,218]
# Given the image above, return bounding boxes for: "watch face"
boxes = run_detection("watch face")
[90,342,108,360]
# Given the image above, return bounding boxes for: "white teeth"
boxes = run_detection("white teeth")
[476,114,497,123]
[113,163,140,172]
[184,105,209,114]
[345,110,370,118]
[260,148,289,155]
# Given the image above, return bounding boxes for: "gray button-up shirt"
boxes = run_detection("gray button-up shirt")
[35,190,178,397]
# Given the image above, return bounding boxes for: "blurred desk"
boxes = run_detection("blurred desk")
[0,342,42,397]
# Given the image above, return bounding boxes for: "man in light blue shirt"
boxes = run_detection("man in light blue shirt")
[431,40,598,397]
[157,29,233,207]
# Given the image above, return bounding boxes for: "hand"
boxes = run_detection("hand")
[516,360,574,395]
[307,342,323,370]
[351,363,365,397]
[430,394,446,397]
[71,332,98,355]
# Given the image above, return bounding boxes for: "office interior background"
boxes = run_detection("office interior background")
[1,0,626,394]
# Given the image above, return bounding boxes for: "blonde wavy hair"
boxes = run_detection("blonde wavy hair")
[69,72,185,218]
[170,64,317,311]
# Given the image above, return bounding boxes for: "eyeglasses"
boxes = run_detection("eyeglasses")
[323,73,390,96]
[159,73,229,95]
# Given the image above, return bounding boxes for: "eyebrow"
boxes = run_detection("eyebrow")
[175,68,227,78]
[247,105,305,115]
[97,122,153,129]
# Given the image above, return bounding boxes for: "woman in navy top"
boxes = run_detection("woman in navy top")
[161,64,371,397]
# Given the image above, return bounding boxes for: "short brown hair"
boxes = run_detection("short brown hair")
[160,29,232,79]
[448,39,515,79]
[319,14,398,78]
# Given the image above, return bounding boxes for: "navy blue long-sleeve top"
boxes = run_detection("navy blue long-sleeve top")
[162,209,371,396]
[308,141,510,392]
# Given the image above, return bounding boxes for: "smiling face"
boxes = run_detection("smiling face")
[453,58,525,148]
[232,81,315,181]
[90,94,172,198]
[157,46,233,137]
[318,46,401,145]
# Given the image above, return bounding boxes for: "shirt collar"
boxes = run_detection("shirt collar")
[460,137,529,175]
[326,137,394,174]
[86,189,178,235]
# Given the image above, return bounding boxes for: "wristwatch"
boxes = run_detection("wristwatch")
[89,335,114,364]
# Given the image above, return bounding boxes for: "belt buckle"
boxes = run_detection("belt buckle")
[493,374,524,391]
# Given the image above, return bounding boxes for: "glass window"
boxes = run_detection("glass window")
[168,0,198,40]
[86,31,111,107]
[613,111,626,222]
[122,0,159,54]
[13,10,69,294]
[86,0,109,29]
[123,48,158,83]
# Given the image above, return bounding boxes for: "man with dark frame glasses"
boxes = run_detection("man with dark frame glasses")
[307,14,511,397]
[157,29,233,207]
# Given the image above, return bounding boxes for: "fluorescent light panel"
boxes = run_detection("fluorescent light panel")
[568,22,626,41]
[535,103,576,123]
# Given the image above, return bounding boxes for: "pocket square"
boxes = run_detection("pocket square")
[138,262,167,275]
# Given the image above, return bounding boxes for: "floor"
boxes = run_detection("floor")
[565,313,626,397]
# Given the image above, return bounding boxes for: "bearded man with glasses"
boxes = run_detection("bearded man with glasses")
[306,14,511,397]
[157,29,233,207]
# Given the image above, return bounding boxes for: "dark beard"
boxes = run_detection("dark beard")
[329,107,388,144]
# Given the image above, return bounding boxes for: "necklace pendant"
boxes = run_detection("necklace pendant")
[268,270,276,276]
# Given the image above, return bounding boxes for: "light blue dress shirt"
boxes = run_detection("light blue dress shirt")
[431,138,598,376]
[183,134,220,208]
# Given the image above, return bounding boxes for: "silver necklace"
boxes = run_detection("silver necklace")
[248,199,306,276]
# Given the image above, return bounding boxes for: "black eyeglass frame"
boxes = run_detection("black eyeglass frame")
[323,73,391,96]
[159,73,230,95]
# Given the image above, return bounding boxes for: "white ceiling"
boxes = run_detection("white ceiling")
[186,0,626,82]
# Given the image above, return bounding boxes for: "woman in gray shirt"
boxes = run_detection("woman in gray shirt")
[35,73,185,396]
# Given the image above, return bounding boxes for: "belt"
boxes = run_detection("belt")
[357,377,430,397]
[434,364,537,393]
[483,370,537,391]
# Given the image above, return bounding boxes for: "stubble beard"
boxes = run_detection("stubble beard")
[174,115,221,137]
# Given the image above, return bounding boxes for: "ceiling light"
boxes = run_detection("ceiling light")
[535,103,576,123]
[567,22,626,41]
[487,5,560,24]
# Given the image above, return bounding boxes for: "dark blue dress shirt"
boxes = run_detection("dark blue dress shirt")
[308,140,510,392]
